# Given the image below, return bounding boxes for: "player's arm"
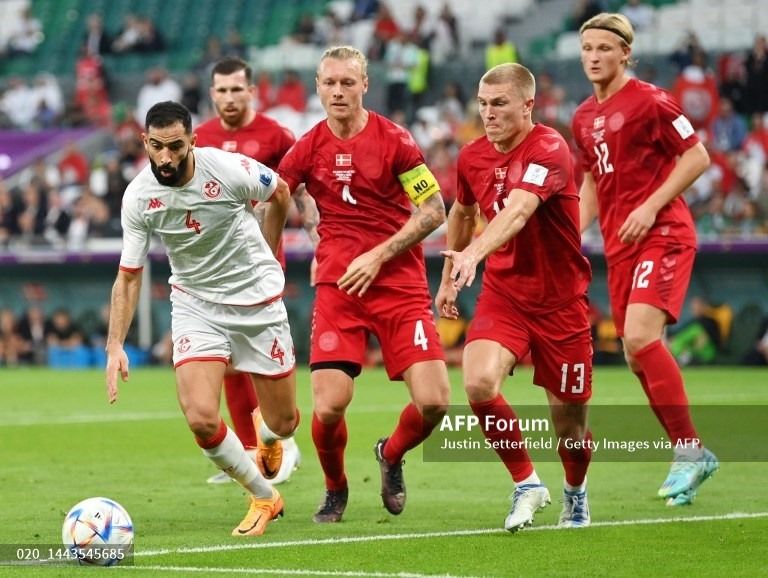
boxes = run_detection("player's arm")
[436,201,478,319]
[444,188,540,290]
[619,142,709,243]
[338,170,446,297]
[579,171,598,234]
[105,268,142,404]
[261,176,291,256]
[292,184,320,249]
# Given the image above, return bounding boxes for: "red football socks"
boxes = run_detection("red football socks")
[634,339,700,445]
[312,413,348,491]
[223,372,259,448]
[470,394,534,482]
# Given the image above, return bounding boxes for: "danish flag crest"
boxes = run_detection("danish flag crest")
[203,179,222,200]
[336,153,352,167]
[494,167,507,180]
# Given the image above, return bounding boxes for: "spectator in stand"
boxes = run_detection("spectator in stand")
[181,72,204,124]
[7,7,43,55]
[315,7,350,47]
[46,308,84,349]
[135,17,164,52]
[83,13,112,57]
[58,143,90,189]
[17,305,47,365]
[431,2,460,65]
[0,309,25,366]
[742,112,768,193]
[669,297,727,366]
[710,97,748,153]
[485,28,518,71]
[16,182,47,243]
[135,67,182,125]
[72,46,111,127]
[111,13,143,54]
[718,53,747,115]
[66,187,110,248]
[30,73,64,128]
[743,34,768,115]
[274,70,307,113]
[223,28,246,59]
[369,3,401,61]
[407,4,434,50]
[1,77,36,129]
[570,0,604,31]
[292,13,317,45]
[670,47,719,131]
[255,71,274,112]
[428,141,458,209]
[0,181,18,246]
[742,316,768,366]
[195,36,225,75]
[619,0,654,32]
[669,30,705,72]
[351,0,380,21]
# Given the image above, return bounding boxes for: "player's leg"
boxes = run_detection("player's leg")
[307,284,367,522]
[371,286,448,515]
[620,246,718,502]
[311,366,355,522]
[533,297,593,528]
[207,368,260,484]
[176,360,281,536]
[463,338,550,532]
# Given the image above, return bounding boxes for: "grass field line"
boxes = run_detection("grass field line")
[128,565,478,578]
[135,511,768,558]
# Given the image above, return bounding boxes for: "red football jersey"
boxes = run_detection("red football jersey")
[457,124,591,312]
[195,113,296,268]
[278,112,430,288]
[195,113,295,170]
[572,78,698,264]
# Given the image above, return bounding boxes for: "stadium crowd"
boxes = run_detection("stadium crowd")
[1,0,767,370]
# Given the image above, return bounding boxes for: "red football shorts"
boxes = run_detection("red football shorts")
[466,291,593,403]
[310,283,445,380]
[607,242,695,337]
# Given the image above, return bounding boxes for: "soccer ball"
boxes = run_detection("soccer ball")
[62,497,134,566]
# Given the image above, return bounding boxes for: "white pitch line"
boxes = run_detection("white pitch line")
[0,411,180,427]
[125,565,480,578]
[136,511,768,558]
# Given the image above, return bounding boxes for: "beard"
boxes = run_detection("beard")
[150,151,191,186]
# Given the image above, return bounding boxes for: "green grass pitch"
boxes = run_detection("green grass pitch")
[1,366,766,577]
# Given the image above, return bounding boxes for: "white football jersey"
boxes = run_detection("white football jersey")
[120,147,283,305]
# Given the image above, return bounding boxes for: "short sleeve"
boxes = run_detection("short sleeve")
[119,191,150,271]
[653,90,700,157]
[456,149,477,206]
[277,141,307,193]
[235,154,278,202]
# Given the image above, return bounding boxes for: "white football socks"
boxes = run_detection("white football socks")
[202,426,273,498]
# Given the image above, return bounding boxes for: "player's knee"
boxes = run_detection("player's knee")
[185,410,220,439]
[418,401,448,424]
[313,403,347,424]
[622,327,655,357]
[463,372,499,403]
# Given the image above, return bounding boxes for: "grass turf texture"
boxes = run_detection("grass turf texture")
[1,366,766,577]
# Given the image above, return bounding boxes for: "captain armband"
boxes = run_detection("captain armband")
[398,163,440,206]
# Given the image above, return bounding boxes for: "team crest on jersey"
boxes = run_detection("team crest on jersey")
[177,336,191,353]
[336,153,352,167]
[494,167,507,180]
[146,198,165,210]
[203,179,222,200]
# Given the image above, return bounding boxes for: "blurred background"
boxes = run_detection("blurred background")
[0,0,766,371]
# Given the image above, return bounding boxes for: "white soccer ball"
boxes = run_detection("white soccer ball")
[61,497,134,566]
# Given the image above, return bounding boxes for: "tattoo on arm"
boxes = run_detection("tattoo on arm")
[386,193,446,257]
[293,187,320,247]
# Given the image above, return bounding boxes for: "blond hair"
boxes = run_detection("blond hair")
[480,63,536,100]
[580,13,634,46]
[318,45,368,78]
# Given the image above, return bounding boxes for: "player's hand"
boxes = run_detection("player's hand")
[441,249,479,290]
[436,280,459,319]
[618,204,657,244]
[337,248,384,297]
[105,345,130,404]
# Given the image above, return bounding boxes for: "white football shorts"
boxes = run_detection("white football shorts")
[170,288,295,376]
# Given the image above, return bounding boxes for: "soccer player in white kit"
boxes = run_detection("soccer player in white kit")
[104,101,298,537]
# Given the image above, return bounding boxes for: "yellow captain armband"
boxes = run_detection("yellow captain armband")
[398,163,440,206]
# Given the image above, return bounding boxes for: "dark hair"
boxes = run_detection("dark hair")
[145,101,192,133]
[211,57,252,82]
